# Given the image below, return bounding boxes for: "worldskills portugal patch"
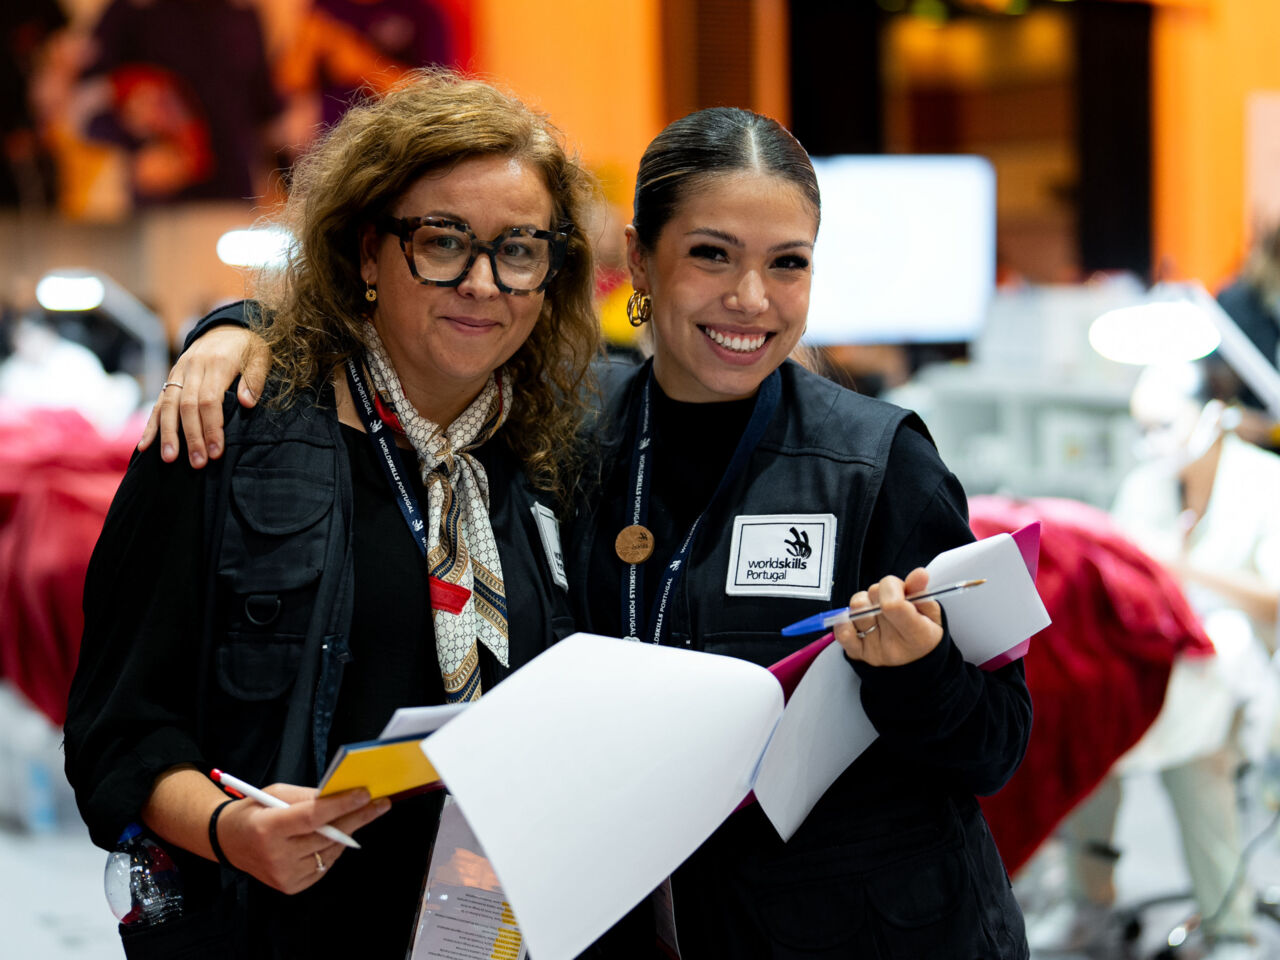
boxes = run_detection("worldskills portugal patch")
[724,514,837,599]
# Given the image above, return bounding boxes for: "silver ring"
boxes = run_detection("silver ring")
[161,380,184,390]
[856,624,878,639]
[314,852,325,873]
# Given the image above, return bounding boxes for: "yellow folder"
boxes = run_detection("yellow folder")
[317,736,442,800]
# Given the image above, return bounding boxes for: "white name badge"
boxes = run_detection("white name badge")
[531,502,569,592]
[725,514,837,599]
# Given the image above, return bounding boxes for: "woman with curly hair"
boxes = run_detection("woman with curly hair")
[64,69,599,958]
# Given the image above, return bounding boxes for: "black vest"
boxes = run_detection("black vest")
[197,379,353,788]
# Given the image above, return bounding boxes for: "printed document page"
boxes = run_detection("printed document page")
[422,634,783,960]
[409,796,527,960]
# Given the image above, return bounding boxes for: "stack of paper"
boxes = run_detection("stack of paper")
[316,703,464,799]
[311,528,1046,958]
[415,526,1049,960]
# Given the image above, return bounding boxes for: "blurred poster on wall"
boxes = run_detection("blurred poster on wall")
[75,0,281,209]
[19,0,473,221]
[0,1,69,210]
[1247,91,1280,234]
[277,0,468,143]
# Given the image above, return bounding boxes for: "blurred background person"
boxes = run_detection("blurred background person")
[1210,224,1280,451]
[1028,362,1280,960]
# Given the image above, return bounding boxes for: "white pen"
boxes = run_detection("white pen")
[211,768,361,849]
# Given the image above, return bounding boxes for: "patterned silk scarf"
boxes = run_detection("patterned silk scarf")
[364,328,512,702]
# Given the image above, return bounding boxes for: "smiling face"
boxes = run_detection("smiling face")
[360,153,553,425]
[628,171,818,404]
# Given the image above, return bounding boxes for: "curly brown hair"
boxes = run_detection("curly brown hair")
[255,68,601,507]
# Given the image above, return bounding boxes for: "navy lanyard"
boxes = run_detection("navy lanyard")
[345,357,430,560]
[620,365,781,644]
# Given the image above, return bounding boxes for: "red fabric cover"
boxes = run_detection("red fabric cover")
[969,495,1214,875]
[0,406,136,725]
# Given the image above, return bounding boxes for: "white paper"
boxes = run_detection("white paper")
[925,532,1051,665]
[422,634,783,960]
[414,537,1050,959]
[379,703,468,740]
[754,640,878,841]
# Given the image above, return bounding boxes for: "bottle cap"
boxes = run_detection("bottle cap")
[117,822,143,844]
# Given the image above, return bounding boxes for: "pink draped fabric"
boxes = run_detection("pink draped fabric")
[970,495,1214,874]
[0,406,136,724]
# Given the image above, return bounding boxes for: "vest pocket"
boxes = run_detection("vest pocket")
[216,632,305,701]
[861,841,979,958]
[751,800,989,958]
[756,873,870,956]
[118,894,237,959]
[218,461,334,594]
[214,444,337,703]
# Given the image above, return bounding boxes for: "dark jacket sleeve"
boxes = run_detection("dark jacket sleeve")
[64,444,209,850]
[851,425,1033,796]
[181,299,259,352]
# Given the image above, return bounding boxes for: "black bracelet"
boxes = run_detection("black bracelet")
[208,798,236,868]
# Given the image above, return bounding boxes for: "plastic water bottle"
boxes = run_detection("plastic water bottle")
[104,824,184,926]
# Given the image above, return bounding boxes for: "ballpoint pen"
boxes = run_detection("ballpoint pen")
[211,769,361,849]
[780,579,987,637]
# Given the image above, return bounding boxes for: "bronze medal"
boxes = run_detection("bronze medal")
[615,524,655,564]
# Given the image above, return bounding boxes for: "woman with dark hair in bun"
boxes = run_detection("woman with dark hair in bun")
[573,105,1030,958]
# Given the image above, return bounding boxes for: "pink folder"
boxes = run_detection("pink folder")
[768,520,1042,697]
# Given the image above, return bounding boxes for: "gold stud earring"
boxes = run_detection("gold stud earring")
[626,290,652,327]
[365,282,378,303]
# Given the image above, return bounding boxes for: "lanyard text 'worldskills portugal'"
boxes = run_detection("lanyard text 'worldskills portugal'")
[620,365,780,645]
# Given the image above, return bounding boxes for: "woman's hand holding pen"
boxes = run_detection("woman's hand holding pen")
[216,783,391,894]
[834,568,944,667]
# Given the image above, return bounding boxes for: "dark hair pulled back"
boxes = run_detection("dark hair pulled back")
[631,107,820,251]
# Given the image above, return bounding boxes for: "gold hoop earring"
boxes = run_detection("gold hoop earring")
[365,283,378,303]
[626,290,652,327]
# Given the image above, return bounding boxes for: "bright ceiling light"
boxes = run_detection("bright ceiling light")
[1088,300,1221,366]
[36,272,107,312]
[34,269,170,397]
[216,226,293,269]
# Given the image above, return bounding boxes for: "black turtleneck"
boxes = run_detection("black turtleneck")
[586,379,757,641]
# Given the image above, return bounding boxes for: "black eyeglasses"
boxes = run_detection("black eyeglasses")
[377,215,570,295]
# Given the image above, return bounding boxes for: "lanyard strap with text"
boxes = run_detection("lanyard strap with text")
[345,357,430,560]
[621,365,781,644]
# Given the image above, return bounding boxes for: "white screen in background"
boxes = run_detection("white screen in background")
[804,155,996,345]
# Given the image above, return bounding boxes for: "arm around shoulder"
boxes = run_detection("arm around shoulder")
[139,301,270,467]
